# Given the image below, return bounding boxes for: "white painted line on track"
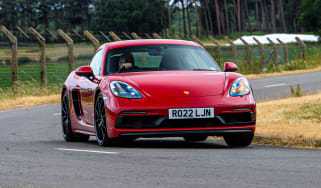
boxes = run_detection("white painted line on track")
[53,113,61,116]
[55,148,119,155]
[263,83,286,88]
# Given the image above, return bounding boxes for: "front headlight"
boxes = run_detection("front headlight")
[110,81,142,99]
[229,78,250,96]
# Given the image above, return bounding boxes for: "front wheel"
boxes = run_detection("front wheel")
[61,90,89,142]
[223,133,254,147]
[94,93,112,146]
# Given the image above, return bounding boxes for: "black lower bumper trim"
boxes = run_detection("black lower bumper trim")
[119,129,253,138]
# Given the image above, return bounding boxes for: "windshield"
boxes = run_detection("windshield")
[104,44,220,74]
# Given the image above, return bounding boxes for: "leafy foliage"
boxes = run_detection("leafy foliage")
[92,0,162,33]
[300,0,321,37]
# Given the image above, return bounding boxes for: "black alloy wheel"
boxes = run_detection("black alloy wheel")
[94,93,111,146]
[61,90,89,142]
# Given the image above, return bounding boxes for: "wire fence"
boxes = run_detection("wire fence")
[0,27,320,93]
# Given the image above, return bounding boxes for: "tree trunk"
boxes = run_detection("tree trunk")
[214,0,222,36]
[205,0,214,35]
[152,0,157,25]
[263,0,270,31]
[180,0,187,37]
[237,0,241,36]
[168,1,171,35]
[277,0,287,33]
[241,1,246,32]
[178,9,182,35]
[245,0,252,34]
[255,2,260,30]
[201,0,210,35]
[186,0,192,36]
[296,0,304,33]
[194,0,202,36]
[260,0,266,31]
[223,0,229,34]
[161,1,164,31]
[270,0,276,32]
[220,5,226,35]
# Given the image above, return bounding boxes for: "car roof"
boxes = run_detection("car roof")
[102,39,202,50]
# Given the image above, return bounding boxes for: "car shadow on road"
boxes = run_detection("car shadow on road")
[83,137,232,149]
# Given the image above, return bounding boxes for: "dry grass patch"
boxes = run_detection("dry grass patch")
[246,66,321,79]
[0,44,93,62]
[0,94,60,111]
[256,92,321,139]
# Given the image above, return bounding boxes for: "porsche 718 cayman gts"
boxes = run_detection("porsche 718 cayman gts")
[61,39,256,147]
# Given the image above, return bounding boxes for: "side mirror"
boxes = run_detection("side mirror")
[75,66,94,78]
[224,62,238,72]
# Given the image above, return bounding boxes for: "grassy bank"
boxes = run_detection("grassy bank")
[254,92,321,148]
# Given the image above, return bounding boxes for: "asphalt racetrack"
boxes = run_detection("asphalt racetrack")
[0,71,321,187]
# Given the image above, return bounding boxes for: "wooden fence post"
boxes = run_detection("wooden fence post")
[29,27,46,88]
[122,32,132,40]
[144,33,152,39]
[152,33,162,39]
[224,35,236,63]
[191,34,203,46]
[267,37,278,62]
[57,29,74,73]
[109,31,121,41]
[131,32,141,40]
[295,37,306,59]
[208,35,221,63]
[99,31,111,42]
[0,26,18,94]
[72,29,85,41]
[253,37,265,72]
[276,38,288,64]
[240,37,251,65]
[84,30,100,53]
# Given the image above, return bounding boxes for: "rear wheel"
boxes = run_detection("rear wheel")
[183,135,208,142]
[94,93,112,146]
[61,90,89,142]
[223,133,254,147]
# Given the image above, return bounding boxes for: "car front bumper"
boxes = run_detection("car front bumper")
[104,94,256,138]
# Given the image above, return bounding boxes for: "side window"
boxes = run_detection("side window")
[90,50,103,76]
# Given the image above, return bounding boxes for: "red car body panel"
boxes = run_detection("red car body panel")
[63,39,256,139]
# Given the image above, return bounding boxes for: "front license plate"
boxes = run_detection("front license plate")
[169,108,214,119]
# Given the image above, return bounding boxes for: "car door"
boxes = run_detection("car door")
[79,49,103,125]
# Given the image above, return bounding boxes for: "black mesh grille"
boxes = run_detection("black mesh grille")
[115,112,255,129]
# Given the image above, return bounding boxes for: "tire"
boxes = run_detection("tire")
[61,90,89,142]
[223,133,254,147]
[94,93,112,146]
[183,135,208,142]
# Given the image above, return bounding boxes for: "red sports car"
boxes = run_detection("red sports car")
[61,39,256,147]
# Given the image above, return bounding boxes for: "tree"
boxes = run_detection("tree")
[277,0,287,32]
[223,0,229,34]
[214,0,221,35]
[186,0,193,36]
[92,0,161,33]
[300,0,321,37]
[270,0,276,32]
[180,0,187,37]
[194,0,202,36]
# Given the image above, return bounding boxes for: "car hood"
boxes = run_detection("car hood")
[109,71,226,97]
